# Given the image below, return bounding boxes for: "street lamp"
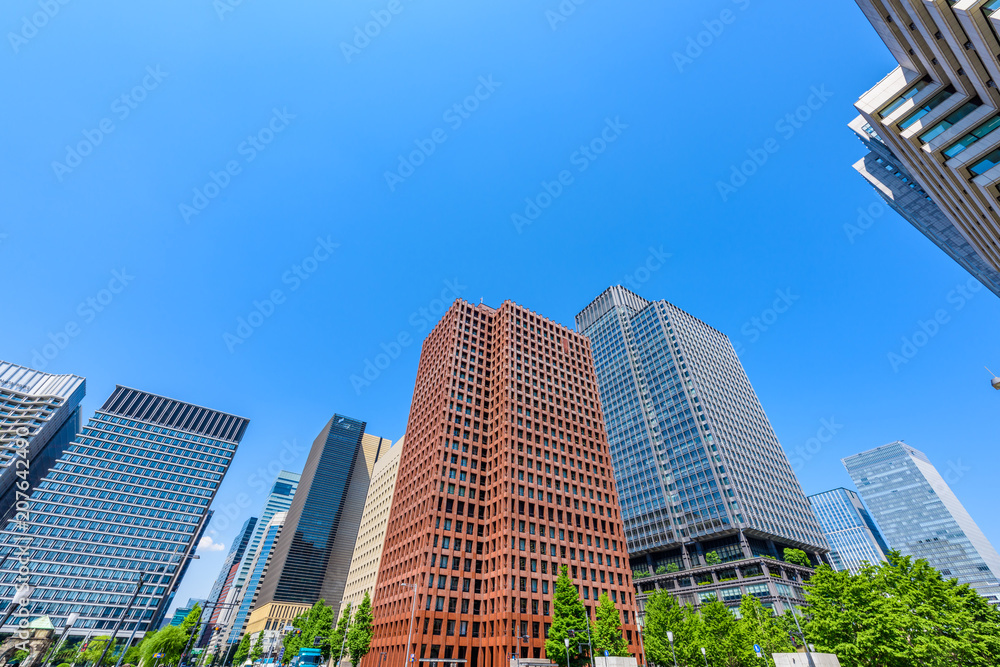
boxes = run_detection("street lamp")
[665,632,678,667]
[563,638,570,667]
[400,581,418,667]
[700,647,707,667]
[335,601,351,667]
[776,593,815,667]
[634,614,646,667]
[42,612,80,667]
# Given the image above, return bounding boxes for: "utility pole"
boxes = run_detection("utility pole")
[95,572,147,667]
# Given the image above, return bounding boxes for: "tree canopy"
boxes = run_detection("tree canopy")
[347,592,374,667]
[281,600,335,664]
[544,566,593,667]
[592,593,629,657]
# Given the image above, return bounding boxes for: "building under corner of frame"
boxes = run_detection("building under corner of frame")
[576,286,831,616]
[0,385,248,637]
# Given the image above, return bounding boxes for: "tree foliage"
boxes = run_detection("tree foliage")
[592,593,629,657]
[705,551,721,565]
[281,600,335,664]
[233,634,252,666]
[347,592,374,667]
[805,552,1000,666]
[782,549,810,567]
[82,637,116,664]
[544,566,593,667]
[330,603,352,664]
[249,632,264,663]
[141,626,188,667]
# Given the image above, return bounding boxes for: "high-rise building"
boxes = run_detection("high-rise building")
[368,299,640,667]
[201,517,258,647]
[222,470,300,648]
[233,512,287,649]
[844,441,1000,604]
[807,488,889,574]
[850,0,1000,276]
[576,286,829,614]
[340,435,404,616]
[248,418,388,637]
[0,361,86,523]
[0,386,247,635]
[848,117,1000,296]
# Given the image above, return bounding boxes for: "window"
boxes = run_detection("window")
[919,100,978,143]
[880,80,930,118]
[899,89,954,130]
[970,148,1000,175]
[943,115,1000,158]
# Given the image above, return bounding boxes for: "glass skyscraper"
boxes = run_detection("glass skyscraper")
[201,516,257,647]
[221,470,299,648]
[807,488,889,574]
[0,385,248,634]
[225,511,286,659]
[844,442,1000,605]
[0,361,86,524]
[246,417,386,639]
[576,286,829,613]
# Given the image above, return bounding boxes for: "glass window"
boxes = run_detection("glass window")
[899,89,953,130]
[919,100,978,143]
[943,115,1000,158]
[970,148,1000,175]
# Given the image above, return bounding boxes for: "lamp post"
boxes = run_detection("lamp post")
[563,638,570,667]
[400,582,418,667]
[777,593,815,667]
[700,647,707,667]
[335,601,351,667]
[95,571,149,667]
[635,613,647,667]
[42,612,80,667]
[665,632,678,667]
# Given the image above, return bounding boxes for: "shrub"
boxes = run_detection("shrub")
[655,566,667,575]
[667,563,679,573]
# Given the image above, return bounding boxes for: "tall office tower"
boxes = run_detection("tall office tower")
[850,0,1000,277]
[844,442,1000,604]
[231,512,286,651]
[0,386,247,635]
[340,436,404,616]
[249,418,388,637]
[807,488,890,574]
[368,299,640,667]
[0,361,85,522]
[200,517,258,647]
[576,287,829,614]
[849,117,1000,296]
[222,470,300,648]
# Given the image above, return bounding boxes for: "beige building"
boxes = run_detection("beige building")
[852,0,1000,272]
[339,435,405,617]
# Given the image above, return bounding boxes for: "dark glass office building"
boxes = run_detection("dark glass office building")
[249,415,385,632]
[0,386,248,635]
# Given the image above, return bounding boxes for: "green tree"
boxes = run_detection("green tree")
[82,637,116,664]
[699,600,742,667]
[544,566,592,667]
[282,600,335,663]
[249,633,264,663]
[592,594,629,657]
[233,634,253,666]
[805,552,1000,666]
[141,626,188,667]
[666,563,679,573]
[654,566,667,575]
[705,551,721,565]
[347,592,374,667]
[782,548,810,567]
[330,603,352,664]
[640,590,701,667]
[122,643,143,666]
[11,649,28,664]
[737,595,794,666]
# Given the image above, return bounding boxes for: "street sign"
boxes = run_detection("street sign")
[753,644,762,658]
[603,651,609,658]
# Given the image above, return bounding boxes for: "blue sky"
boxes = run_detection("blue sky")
[3,0,999,616]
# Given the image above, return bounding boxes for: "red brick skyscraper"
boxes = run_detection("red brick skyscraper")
[367,299,639,667]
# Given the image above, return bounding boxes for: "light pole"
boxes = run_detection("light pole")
[700,647,707,667]
[777,594,815,667]
[400,582,418,667]
[563,638,570,667]
[665,632,678,667]
[335,601,351,667]
[95,572,148,667]
[42,612,80,667]
[634,614,646,667]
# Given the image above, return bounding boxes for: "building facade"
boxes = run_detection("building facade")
[340,435,404,616]
[807,488,889,574]
[0,361,86,524]
[222,470,300,648]
[850,0,1000,277]
[0,386,248,635]
[367,299,641,667]
[201,517,258,647]
[575,286,829,614]
[849,116,1000,296]
[844,441,1000,604]
[234,512,288,643]
[249,417,387,636]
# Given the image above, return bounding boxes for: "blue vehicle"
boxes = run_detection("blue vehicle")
[296,648,324,667]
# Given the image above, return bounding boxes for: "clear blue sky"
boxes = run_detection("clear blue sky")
[3,0,998,616]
